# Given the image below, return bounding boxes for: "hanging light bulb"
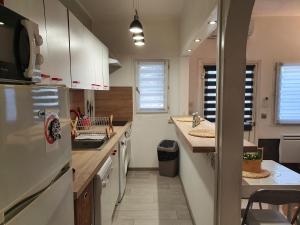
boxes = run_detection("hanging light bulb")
[133,32,144,41]
[129,10,143,34]
[134,39,145,46]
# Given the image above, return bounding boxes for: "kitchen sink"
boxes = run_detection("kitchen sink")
[112,121,128,126]
[72,139,107,150]
[72,133,107,150]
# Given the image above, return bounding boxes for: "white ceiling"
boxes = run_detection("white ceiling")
[78,0,185,22]
[253,0,300,17]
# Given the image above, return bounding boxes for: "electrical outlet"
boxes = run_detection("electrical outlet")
[261,113,267,119]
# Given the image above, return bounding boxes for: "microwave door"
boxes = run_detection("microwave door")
[0,5,42,83]
[0,6,22,81]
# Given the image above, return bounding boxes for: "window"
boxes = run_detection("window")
[136,60,169,113]
[276,63,300,124]
[203,65,255,131]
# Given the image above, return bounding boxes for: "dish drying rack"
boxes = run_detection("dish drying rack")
[71,116,115,139]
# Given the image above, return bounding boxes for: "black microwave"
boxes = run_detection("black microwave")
[0,5,43,84]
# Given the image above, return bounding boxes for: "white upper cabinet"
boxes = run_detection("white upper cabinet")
[102,44,110,90]
[5,0,109,90]
[69,12,89,89]
[5,0,71,87]
[44,0,71,87]
[69,11,108,90]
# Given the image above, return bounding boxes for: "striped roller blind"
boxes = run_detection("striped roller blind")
[203,65,255,131]
[276,64,300,124]
[136,61,168,112]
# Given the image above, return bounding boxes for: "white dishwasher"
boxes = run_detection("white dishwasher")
[94,146,119,225]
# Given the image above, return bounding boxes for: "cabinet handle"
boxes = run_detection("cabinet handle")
[51,77,63,81]
[84,192,88,199]
[104,85,108,87]
[41,73,50,78]
[72,80,80,84]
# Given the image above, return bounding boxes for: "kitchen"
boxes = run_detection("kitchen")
[1,0,300,225]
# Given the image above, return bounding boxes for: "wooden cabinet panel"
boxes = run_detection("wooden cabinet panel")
[74,180,94,225]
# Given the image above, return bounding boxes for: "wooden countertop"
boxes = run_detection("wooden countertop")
[172,116,257,153]
[72,122,132,199]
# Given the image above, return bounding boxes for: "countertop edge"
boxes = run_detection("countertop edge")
[171,116,257,153]
[172,116,216,153]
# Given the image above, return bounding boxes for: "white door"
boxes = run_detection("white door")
[44,0,71,87]
[5,169,74,225]
[0,85,71,219]
[102,44,110,90]
[4,0,50,81]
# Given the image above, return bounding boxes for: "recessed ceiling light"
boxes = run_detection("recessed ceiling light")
[195,39,200,43]
[134,40,145,47]
[187,49,192,52]
[0,22,5,26]
[209,20,217,25]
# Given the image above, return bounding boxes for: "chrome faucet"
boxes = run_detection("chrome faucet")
[192,112,201,128]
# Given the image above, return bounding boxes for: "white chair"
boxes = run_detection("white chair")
[241,189,300,225]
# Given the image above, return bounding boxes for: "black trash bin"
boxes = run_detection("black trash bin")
[157,140,179,177]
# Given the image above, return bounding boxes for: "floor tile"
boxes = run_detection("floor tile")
[114,171,193,225]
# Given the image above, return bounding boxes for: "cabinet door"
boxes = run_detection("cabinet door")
[111,147,119,206]
[102,44,110,90]
[4,0,50,81]
[74,181,93,225]
[69,12,89,89]
[85,28,97,90]
[44,0,71,87]
[94,39,103,90]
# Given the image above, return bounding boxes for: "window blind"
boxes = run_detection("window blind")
[136,61,168,112]
[276,64,300,124]
[203,65,255,131]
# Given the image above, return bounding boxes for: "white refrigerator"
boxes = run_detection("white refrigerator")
[0,84,74,225]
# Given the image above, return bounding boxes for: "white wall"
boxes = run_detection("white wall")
[94,18,185,168]
[177,132,215,225]
[189,16,300,141]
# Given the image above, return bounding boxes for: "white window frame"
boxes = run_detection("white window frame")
[275,63,300,124]
[135,60,169,114]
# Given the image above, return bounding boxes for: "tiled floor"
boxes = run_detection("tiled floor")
[112,171,194,225]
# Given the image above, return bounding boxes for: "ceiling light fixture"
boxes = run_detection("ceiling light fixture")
[208,20,217,25]
[134,40,145,47]
[129,10,143,34]
[133,32,144,41]
[188,49,192,52]
[0,21,5,26]
[195,39,200,43]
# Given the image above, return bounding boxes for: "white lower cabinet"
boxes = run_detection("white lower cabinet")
[111,145,120,206]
